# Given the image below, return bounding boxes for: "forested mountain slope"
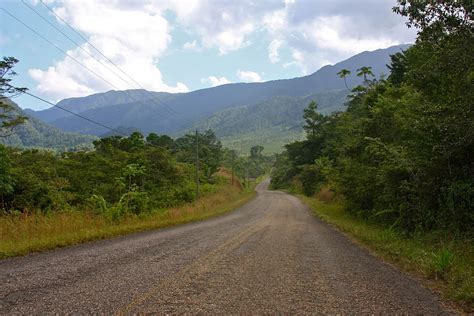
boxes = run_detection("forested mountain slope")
[25,89,171,123]
[189,89,348,153]
[1,99,97,150]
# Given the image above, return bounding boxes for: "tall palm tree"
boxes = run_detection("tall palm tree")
[356,66,374,84]
[337,69,351,90]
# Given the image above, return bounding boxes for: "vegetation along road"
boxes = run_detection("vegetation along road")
[0,179,452,314]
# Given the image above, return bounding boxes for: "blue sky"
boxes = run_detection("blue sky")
[0,0,416,110]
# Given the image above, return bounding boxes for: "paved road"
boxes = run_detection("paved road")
[0,179,452,314]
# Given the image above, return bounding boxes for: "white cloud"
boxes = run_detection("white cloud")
[28,0,188,101]
[268,39,283,63]
[237,70,262,82]
[212,23,254,55]
[166,0,415,72]
[201,76,232,87]
[263,8,287,33]
[168,1,282,54]
[286,15,400,73]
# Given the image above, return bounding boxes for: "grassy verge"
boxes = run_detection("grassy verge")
[298,194,473,313]
[0,177,256,259]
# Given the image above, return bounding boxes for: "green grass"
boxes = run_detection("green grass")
[298,194,473,313]
[0,178,256,259]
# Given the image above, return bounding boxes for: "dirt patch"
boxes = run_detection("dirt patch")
[316,186,335,203]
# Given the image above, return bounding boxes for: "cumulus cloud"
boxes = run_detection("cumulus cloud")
[201,76,232,87]
[29,0,188,101]
[237,70,262,82]
[167,0,415,72]
[268,39,283,63]
[167,0,282,54]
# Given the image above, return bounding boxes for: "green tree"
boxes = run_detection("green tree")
[337,69,351,90]
[146,133,173,149]
[393,0,473,42]
[356,66,374,84]
[303,101,324,140]
[0,57,28,136]
[250,145,264,159]
[387,52,408,86]
[174,129,223,181]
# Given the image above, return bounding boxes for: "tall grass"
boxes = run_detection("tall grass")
[0,178,255,259]
[299,194,473,313]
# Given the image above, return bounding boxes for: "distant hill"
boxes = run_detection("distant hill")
[1,99,97,151]
[24,44,410,138]
[25,89,172,123]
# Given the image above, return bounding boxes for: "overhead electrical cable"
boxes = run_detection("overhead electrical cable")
[21,0,137,89]
[6,83,128,137]
[8,84,198,155]
[1,8,120,91]
[39,0,146,91]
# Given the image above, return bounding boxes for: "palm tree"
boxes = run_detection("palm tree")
[356,66,374,84]
[337,69,351,90]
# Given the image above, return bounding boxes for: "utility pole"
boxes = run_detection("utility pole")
[231,150,235,186]
[195,130,199,201]
[245,161,249,188]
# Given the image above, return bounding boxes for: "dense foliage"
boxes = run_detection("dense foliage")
[271,1,473,232]
[221,145,274,186]
[0,129,271,219]
[0,131,198,216]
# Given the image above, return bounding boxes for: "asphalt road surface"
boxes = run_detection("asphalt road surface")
[0,179,452,314]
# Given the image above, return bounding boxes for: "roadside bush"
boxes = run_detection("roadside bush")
[440,181,474,232]
[86,194,108,215]
[298,164,321,196]
[118,191,149,216]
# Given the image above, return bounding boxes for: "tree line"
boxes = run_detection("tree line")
[0,128,271,219]
[271,1,473,232]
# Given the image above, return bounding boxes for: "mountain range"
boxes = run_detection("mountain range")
[1,99,97,151]
[20,44,410,152]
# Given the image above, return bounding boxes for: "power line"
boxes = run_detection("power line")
[39,0,144,90]
[1,7,119,91]
[38,0,194,126]
[1,7,193,127]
